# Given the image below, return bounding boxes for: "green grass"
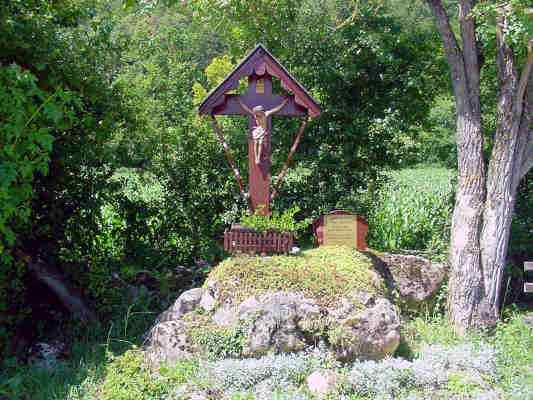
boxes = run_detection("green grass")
[207,246,385,306]
[0,302,158,400]
[1,309,531,399]
[492,310,533,397]
[0,339,106,400]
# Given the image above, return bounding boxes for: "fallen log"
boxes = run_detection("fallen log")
[24,254,96,323]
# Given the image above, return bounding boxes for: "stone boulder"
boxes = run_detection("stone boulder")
[156,287,205,323]
[144,287,401,364]
[307,370,338,397]
[328,291,400,361]
[238,292,322,356]
[375,252,447,307]
[145,320,193,366]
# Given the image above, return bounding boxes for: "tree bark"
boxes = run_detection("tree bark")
[480,19,532,319]
[427,0,487,332]
[447,115,487,331]
[426,0,533,332]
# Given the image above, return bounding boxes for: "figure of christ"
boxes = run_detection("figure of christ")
[237,97,289,164]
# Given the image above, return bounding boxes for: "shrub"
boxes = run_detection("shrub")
[100,349,164,400]
[189,322,247,360]
[0,64,74,354]
[239,206,311,233]
[367,166,455,258]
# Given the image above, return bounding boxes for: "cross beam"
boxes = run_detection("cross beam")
[212,74,306,214]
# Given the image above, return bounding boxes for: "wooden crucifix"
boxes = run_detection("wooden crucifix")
[199,44,321,215]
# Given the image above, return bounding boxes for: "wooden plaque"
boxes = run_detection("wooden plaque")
[323,214,358,247]
[313,210,368,250]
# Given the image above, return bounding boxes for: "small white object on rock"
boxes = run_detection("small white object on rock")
[307,370,337,397]
[290,246,301,254]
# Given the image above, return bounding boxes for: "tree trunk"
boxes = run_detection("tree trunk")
[26,255,96,322]
[427,0,533,332]
[481,27,533,318]
[427,0,488,332]
[447,110,487,332]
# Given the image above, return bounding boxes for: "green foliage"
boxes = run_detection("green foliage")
[100,349,165,400]
[2,0,529,365]
[1,0,453,350]
[239,206,310,233]
[192,0,445,220]
[207,246,384,306]
[204,54,235,88]
[367,166,455,258]
[85,347,198,400]
[472,0,531,53]
[0,63,77,352]
[446,372,483,396]
[0,66,52,250]
[409,95,457,168]
[188,318,248,360]
[493,309,533,398]
[509,175,533,257]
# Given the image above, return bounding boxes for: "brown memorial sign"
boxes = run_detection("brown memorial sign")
[324,214,358,246]
[313,210,369,250]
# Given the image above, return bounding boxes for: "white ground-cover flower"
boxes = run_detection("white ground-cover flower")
[203,351,321,393]
[417,343,497,378]
[344,342,498,399]
[188,342,500,399]
[348,357,416,399]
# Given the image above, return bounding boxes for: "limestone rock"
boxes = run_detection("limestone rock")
[378,253,446,306]
[200,290,217,313]
[144,247,417,365]
[157,288,205,323]
[144,320,193,366]
[307,370,337,397]
[27,340,67,370]
[329,293,400,361]
[212,303,238,327]
[239,292,321,357]
[145,285,401,365]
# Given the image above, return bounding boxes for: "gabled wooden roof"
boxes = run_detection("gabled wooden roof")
[198,44,321,118]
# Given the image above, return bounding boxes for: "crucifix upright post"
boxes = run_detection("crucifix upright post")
[198,45,321,217]
[211,73,305,215]
[246,74,274,214]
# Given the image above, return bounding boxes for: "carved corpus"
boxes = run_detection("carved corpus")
[198,44,321,215]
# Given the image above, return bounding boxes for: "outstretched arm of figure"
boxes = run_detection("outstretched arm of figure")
[237,98,253,115]
[265,98,289,117]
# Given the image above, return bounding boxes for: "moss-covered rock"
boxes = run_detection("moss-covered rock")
[145,246,448,365]
[206,246,385,307]
[367,250,447,314]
